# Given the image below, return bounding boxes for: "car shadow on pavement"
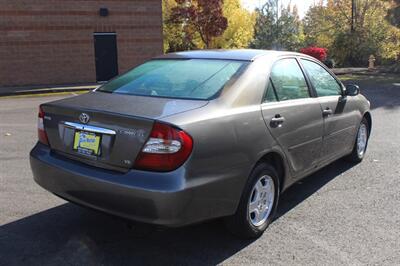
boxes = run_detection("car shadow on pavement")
[0,203,254,265]
[276,160,355,220]
[0,160,355,266]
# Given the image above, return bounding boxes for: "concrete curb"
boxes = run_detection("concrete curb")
[332,68,370,75]
[0,85,98,97]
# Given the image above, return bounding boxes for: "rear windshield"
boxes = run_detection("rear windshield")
[97,59,246,100]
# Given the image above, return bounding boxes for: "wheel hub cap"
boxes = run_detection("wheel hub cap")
[357,124,368,157]
[248,175,275,227]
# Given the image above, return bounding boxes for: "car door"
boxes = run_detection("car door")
[261,58,324,177]
[300,58,359,163]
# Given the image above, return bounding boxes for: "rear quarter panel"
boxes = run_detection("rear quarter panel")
[164,103,285,213]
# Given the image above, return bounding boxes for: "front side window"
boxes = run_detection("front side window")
[301,59,342,97]
[97,59,246,100]
[270,59,310,101]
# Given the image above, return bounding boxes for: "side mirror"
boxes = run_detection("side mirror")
[345,84,360,96]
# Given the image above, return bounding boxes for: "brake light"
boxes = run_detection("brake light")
[38,106,49,145]
[134,122,193,172]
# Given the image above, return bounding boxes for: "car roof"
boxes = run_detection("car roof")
[154,49,303,62]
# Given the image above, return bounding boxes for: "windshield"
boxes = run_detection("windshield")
[97,59,246,100]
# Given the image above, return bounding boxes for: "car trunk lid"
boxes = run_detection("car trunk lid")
[41,92,207,171]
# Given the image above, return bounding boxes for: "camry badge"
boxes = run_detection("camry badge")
[79,113,90,124]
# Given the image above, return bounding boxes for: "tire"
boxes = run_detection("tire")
[225,162,280,239]
[345,117,370,163]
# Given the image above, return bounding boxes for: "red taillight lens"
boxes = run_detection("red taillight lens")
[38,106,49,145]
[134,122,193,172]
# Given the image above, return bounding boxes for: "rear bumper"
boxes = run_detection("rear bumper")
[30,143,238,226]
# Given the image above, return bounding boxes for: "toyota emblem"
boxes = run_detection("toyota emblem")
[79,113,90,124]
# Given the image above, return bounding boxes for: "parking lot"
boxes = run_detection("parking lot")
[1,75,400,265]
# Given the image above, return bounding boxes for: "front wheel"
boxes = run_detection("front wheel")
[346,117,369,163]
[225,163,280,239]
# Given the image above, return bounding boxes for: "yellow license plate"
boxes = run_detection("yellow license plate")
[73,131,101,156]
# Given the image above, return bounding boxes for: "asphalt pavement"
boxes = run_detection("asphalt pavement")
[0,79,400,265]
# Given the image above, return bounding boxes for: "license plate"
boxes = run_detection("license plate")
[73,131,101,156]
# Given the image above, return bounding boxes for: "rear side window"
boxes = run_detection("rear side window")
[301,59,342,97]
[269,59,310,101]
[98,59,246,100]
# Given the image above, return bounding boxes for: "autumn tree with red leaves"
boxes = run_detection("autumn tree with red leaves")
[170,0,228,49]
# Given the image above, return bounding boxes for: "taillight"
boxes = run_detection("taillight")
[38,106,49,145]
[134,122,193,172]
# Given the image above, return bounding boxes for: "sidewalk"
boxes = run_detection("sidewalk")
[0,84,99,97]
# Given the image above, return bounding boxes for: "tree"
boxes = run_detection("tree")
[169,0,228,49]
[386,0,400,27]
[303,0,400,66]
[251,1,303,51]
[213,0,256,49]
[250,1,277,49]
[303,3,335,49]
[277,5,304,51]
[385,0,400,69]
[163,0,196,52]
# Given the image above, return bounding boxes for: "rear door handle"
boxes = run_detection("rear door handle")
[322,108,333,116]
[270,115,285,127]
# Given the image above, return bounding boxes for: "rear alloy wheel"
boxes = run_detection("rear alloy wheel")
[225,163,279,239]
[346,117,369,163]
[248,175,275,227]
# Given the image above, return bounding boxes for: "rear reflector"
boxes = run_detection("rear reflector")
[38,106,49,145]
[134,122,193,172]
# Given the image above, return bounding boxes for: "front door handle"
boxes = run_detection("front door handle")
[270,115,285,127]
[322,108,333,117]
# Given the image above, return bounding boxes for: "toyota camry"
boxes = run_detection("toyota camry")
[30,50,371,238]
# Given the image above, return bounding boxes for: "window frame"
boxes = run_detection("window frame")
[263,77,279,102]
[298,57,345,98]
[262,56,315,103]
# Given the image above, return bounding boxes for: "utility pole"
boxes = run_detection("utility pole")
[351,0,356,32]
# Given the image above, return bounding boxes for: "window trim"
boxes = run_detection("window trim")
[298,57,345,97]
[262,57,314,103]
[262,78,279,103]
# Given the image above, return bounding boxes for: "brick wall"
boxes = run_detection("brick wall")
[0,0,163,87]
